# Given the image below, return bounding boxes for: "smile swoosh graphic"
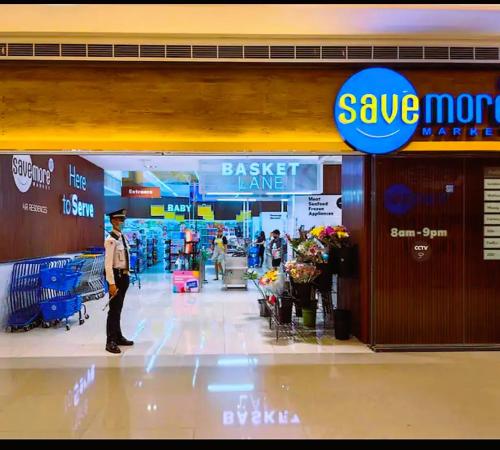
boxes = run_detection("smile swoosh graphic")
[355,128,401,139]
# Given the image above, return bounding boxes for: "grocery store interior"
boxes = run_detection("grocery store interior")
[0,153,367,359]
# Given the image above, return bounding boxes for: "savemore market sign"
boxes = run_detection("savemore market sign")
[333,67,500,155]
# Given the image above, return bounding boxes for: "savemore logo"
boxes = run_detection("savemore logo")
[12,155,54,193]
[334,68,419,154]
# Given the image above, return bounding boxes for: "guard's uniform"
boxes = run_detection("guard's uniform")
[104,217,131,346]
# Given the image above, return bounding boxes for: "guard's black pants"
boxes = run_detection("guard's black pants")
[106,269,129,344]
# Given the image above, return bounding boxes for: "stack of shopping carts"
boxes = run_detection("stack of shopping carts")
[73,253,107,302]
[6,257,70,332]
[6,249,107,332]
[39,259,90,331]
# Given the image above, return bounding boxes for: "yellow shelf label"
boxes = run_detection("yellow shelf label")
[150,205,165,216]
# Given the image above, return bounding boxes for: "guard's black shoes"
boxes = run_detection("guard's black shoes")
[117,337,134,346]
[105,342,121,354]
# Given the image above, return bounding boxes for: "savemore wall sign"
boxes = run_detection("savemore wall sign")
[334,67,500,155]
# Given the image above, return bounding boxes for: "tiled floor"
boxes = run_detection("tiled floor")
[2,269,500,438]
[1,352,500,438]
[0,267,369,359]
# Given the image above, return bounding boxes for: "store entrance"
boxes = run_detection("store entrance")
[92,155,343,288]
[0,152,370,359]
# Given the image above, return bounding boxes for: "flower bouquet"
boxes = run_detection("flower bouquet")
[296,239,326,265]
[285,260,320,322]
[259,268,285,298]
[310,225,350,249]
[284,260,320,284]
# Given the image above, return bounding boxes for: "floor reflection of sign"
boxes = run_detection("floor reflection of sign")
[411,241,432,262]
[222,394,300,427]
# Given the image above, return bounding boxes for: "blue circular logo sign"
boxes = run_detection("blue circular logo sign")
[334,68,420,154]
[384,184,416,215]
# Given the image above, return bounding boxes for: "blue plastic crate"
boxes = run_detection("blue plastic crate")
[40,268,81,292]
[40,295,82,322]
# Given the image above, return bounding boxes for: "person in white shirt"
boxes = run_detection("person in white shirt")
[104,208,134,354]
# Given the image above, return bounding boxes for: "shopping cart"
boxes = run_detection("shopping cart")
[39,258,89,331]
[70,254,107,302]
[6,257,70,332]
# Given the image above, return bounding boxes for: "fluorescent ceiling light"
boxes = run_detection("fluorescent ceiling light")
[216,198,257,202]
[265,192,314,195]
[206,192,254,195]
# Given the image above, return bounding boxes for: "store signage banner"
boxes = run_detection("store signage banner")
[198,159,322,195]
[294,195,342,230]
[122,186,161,198]
[1,154,104,263]
[334,67,500,155]
[62,164,95,218]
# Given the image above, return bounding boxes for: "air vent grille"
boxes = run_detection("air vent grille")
[87,44,113,58]
[193,45,217,58]
[114,45,139,58]
[475,47,499,60]
[424,47,449,60]
[34,44,60,57]
[0,42,497,63]
[399,46,423,59]
[139,45,165,58]
[450,47,474,60]
[244,46,269,59]
[166,45,191,58]
[347,46,372,59]
[374,46,398,59]
[218,45,243,58]
[270,46,295,59]
[322,46,346,59]
[296,46,320,59]
[8,43,34,56]
[61,44,86,57]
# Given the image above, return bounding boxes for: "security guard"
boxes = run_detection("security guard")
[104,208,134,354]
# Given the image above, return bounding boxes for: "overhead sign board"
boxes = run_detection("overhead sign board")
[334,67,500,154]
[122,186,161,198]
[198,159,322,195]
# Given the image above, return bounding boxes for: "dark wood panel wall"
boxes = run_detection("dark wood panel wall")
[323,164,341,194]
[339,156,371,343]
[464,157,500,343]
[371,154,500,347]
[0,155,104,262]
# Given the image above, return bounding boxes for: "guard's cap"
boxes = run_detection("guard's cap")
[108,208,127,220]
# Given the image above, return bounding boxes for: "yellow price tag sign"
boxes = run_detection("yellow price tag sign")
[151,205,165,216]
